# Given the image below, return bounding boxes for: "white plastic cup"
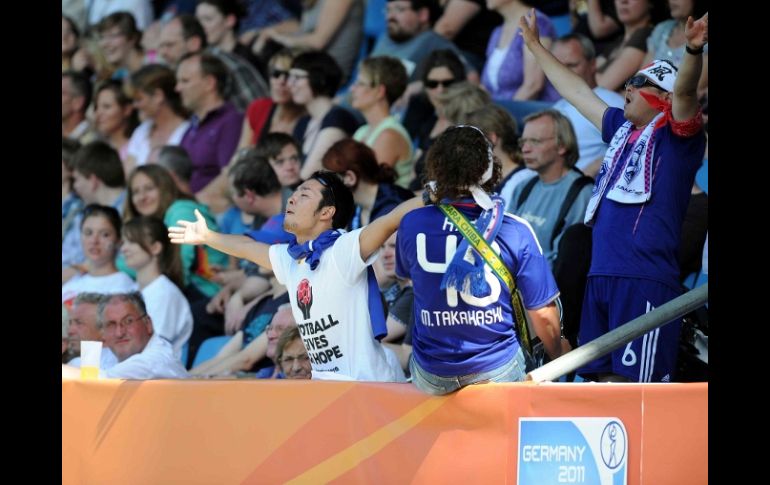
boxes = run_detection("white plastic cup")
[80,341,102,379]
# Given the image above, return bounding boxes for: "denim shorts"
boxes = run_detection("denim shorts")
[409,346,528,396]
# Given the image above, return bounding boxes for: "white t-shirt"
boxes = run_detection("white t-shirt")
[269,229,406,382]
[62,272,138,307]
[126,119,190,166]
[141,275,193,359]
[103,334,189,379]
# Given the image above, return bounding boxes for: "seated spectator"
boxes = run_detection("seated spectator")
[195,0,263,71]
[322,139,414,229]
[643,0,708,96]
[550,33,624,177]
[63,142,128,283]
[123,164,229,301]
[275,326,312,379]
[254,0,365,82]
[291,51,362,180]
[401,49,466,189]
[62,70,97,144]
[158,14,269,111]
[124,64,190,169]
[176,52,244,198]
[373,232,413,344]
[461,104,535,208]
[65,292,119,369]
[351,56,414,188]
[62,205,138,308]
[62,292,189,379]
[433,0,503,72]
[371,0,476,81]
[595,0,666,92]
[121,216,193,358]
[96,11,148,81]
[155,145,194,193]
[482,0,559,101]
[93,79,139,170]
[238,48,306,148]
[197,48,307,214]
[62,138,83,243]
[191,298,293,377]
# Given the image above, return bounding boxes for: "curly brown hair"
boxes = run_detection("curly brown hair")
[425,126,501,202]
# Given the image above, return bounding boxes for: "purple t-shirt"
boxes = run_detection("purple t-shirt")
[181,102,243,193]
[396,202,559,376]
[590,108,706,288]
[481,10,560,102]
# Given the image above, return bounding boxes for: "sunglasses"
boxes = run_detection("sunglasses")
[425,78,455,89]
[270,69,289,79]
[624,75,659,90]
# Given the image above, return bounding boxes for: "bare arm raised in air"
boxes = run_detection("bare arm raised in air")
[168,209,273,271]
[672,13,707,122]
[519,9,608,130]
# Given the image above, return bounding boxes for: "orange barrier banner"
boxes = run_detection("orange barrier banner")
[62,380,707,484]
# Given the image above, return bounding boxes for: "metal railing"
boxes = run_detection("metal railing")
[527,283,708,383]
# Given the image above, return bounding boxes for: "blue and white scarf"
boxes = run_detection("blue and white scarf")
[584,111,665,225]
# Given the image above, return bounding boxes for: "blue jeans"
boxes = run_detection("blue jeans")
[409,347,528,396]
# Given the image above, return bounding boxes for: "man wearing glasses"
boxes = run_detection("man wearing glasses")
[509,109,593,269]
[62,292,189,379]
[170,171,424,381]
[519,11,708,383]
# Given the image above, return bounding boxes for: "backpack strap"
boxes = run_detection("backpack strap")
[550,172,594,246]
[515,175,539,210]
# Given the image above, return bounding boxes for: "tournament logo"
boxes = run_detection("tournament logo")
[297,278,313,320]
[518,417,628,485]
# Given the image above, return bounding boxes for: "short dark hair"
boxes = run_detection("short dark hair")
[360,56,408,105]
[291,51,342,98]
[156,145,193,183]
[179,52,230,97]
[80,204,122,236]
[418,48,466,85]
[62,137,82,171]
[425,125,501,202]
[176,13,208,49]
[255,132,302,161]
[62,70,93,114]
[462,104,519,161]
[229,152,282,197]
[73,141,126,188]
[310,171,355,229]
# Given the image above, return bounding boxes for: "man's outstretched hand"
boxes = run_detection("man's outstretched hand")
[168,208,210,246]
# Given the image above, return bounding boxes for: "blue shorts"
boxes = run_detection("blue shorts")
[578,276,682,382]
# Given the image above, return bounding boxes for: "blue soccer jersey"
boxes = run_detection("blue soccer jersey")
[397,202,559,377]
[590,108,706,289]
